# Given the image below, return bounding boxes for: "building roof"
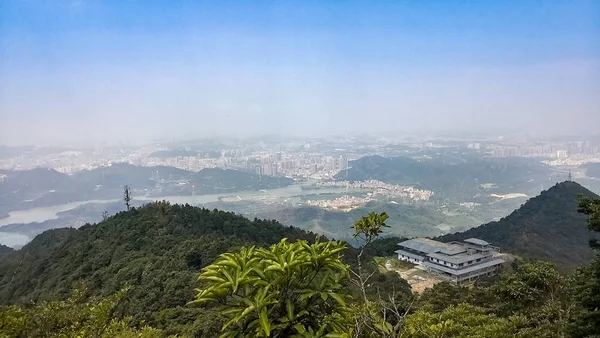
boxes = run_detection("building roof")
[398,238,464,255]
[427,252,491,265]
[395,249,425,261]
[423,258,505,276]
[463,238,490,246]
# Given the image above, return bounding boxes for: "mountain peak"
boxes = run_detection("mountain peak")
[547,180,593,194]
[439,181,598,270]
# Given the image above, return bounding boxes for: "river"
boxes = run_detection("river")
[0,182,354,228]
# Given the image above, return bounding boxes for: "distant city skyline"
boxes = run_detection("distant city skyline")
[1,1,599,146]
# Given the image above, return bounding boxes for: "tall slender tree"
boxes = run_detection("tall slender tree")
[123,185,132,211]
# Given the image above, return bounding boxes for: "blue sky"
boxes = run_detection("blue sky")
[0,0,599,146]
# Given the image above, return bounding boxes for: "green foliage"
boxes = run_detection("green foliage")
[492,261,571,314]
[578,196,600,249]
[352,212,389,244]
[0,203,318,336]
[401,304,531,338]
[258,202,451,241]
[0,287,163,338]
[363,237,405,258]
[440,181,598,270]
[2,195,600,337]
[572,196,600,337]
[415,261,581,338]
[192,238,353,337]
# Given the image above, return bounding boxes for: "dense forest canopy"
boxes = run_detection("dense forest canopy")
[0,203,322,335]
[1,190,600,337]
[439,181,598,270]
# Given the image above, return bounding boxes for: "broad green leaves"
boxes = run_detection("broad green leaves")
[192,238,353,337]
[352,212,390,243]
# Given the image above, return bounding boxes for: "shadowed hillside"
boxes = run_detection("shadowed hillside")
[439,181,598,270]
[0,243,13,254]
[0,203,318,335]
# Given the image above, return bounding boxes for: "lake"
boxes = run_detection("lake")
[0,232,29,248]
[0,181,356,242]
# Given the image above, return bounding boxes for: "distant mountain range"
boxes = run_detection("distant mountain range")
[0,164,292,215]
[337,155,557,200]
[439,181,598,270]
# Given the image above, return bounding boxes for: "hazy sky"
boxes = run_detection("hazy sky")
[1,1,599,146]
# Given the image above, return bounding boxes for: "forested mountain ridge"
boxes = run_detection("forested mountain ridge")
[1,198,600,336]
[337,154,552,200]
[192,167,293,192]
[439,181,598,270]
[0,165,292,214]
[0,203,319,336]
[0,243,13,254]
[257,202,456,241]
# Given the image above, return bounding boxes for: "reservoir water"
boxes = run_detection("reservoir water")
[0,182,354,229]
[0,232,30,248]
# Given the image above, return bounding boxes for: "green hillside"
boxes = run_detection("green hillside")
[258,202,479,241]
[0,203,318,336]
[1,200,600,337]
[337,155,554,200]
[191,168,293,193]
[0,243,13,254]
[439,181,598,270]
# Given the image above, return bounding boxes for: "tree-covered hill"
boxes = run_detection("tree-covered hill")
[72,162,193,190]
[337,155,554,200]
[0,243,13,254]
[257,202,461,242]
[0,165,293,214]
[191,168,293,193]
[0,203,318,336]
[439,181,598,270]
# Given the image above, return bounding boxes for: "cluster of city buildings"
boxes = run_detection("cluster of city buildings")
[0,144,350,181]
[2,138,600,182]
[306,195,370,211]
[396,237,505,284]
[487,141,600,158]
[317,180,434,201]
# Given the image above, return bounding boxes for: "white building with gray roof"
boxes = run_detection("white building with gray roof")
[395,237,504,284]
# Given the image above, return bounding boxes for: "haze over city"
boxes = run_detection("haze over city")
[0,0,598,146]
[4,2,600,336]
